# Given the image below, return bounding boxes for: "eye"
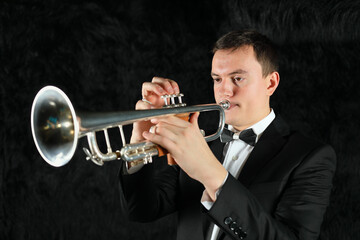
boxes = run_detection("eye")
[213,78,221,83]
[233,76,244,83]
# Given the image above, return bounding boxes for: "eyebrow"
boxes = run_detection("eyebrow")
[211,69,248,77]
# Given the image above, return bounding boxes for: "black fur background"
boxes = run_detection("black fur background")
[1,0,359,239]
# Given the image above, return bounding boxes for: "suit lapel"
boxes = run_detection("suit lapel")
[209,138,226,164]
[238,115,290,188]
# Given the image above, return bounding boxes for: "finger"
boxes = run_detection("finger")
[142,82,167,98]
[141,82,168,107]
[152,77,179,95]
[168,80,180,94]
[142,130,177,152]
[150,115,190,128]
[152,77,175,94]
[135,99,153,110]
[152,123,181,143]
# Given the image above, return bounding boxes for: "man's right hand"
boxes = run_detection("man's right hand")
[130,77,180,143]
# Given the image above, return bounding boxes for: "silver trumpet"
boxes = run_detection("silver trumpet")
[31,86,229,171]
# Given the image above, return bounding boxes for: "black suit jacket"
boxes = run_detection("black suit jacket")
[119,116,336,240]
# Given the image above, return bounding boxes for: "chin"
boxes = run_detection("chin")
[225,112,246,129]
[225,109,239,120]
[225,116,239,127]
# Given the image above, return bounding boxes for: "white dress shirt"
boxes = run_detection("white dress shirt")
[201,109,276,240]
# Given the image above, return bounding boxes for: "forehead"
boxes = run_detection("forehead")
[211,46,262,75]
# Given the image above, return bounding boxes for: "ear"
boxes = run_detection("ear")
[266,71,280,96]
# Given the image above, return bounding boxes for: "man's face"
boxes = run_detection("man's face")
[212,46,271,130]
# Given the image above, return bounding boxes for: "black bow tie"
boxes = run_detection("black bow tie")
[220,128,257,146]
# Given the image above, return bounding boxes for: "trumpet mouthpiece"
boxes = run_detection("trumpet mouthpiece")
[219,100,230,110]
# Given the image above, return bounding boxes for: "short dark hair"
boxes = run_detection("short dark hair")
[213,30,279,76]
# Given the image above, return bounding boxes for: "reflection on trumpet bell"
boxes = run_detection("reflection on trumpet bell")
[31,86,229,172]
[31,86,79,167]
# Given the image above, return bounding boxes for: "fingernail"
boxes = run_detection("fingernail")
[158,87,166,94]
[167,86,174,94]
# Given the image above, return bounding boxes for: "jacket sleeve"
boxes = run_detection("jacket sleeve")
[118,158,180,222]
[205,145,336,240]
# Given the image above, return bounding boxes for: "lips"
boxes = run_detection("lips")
[227,103,237,110]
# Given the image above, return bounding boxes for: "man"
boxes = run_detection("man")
[119,30,336,240]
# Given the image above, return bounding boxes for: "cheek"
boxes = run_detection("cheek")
[243,85,267,106]
[213,86,220,100]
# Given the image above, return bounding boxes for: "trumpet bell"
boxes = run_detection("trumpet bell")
[31,86,79,167]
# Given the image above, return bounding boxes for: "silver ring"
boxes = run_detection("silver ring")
[149,125,157,134]
[142,98,152,105]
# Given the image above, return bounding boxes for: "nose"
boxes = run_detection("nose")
[218,79,234,97]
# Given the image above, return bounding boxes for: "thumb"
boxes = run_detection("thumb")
[190,112,200,126]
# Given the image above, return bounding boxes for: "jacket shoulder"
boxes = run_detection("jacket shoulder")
[287,130,336,157]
